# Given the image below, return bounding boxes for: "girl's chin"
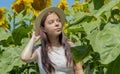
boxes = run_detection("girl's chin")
[47,31,62,36]
[54,31,62,36]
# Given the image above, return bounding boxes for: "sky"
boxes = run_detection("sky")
[0,0,75,9]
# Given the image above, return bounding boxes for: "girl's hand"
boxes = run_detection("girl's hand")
[31,31,41,43]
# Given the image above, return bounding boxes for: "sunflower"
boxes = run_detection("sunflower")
[11,0,52,16]
[11,0,32,14]
[0,8,5,26]
[11,0,26,14]
[73,1,90,13]
[31,0,52,16]
[23,0,33,4]
[63,22,68,34]
[57,0,68,11]
[80,2,90,12]
[72,1,81,12]
[0,8,9,30]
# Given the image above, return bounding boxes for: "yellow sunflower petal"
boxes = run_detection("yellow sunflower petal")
[57,0,68,11]
[31,7,41,16]
[0,23,9,30]
[0,17,5,26]
[63,23,68,34]
[72,2,80,12]
[0,8,5,26]
[23,0,33,4]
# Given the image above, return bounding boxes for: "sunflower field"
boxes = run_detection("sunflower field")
[0,0,120,74]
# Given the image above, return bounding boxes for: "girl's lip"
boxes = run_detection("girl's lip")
[55,28,61,30]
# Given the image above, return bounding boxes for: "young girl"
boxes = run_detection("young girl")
[21,7,83,74]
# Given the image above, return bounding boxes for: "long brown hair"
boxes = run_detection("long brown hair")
[38,11,73,74]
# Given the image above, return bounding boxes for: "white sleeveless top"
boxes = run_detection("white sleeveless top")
[35,46,74,74]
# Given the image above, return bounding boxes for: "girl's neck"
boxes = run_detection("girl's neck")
[48,35,61,47]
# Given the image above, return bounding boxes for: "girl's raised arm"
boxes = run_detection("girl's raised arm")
[20,32,40,63]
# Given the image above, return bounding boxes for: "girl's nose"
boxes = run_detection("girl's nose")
[55,21,59,26]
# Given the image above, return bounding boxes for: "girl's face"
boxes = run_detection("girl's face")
[44,13,62,36]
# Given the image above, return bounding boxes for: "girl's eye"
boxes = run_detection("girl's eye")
[48,20,54,24]
[56,19,61,22]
